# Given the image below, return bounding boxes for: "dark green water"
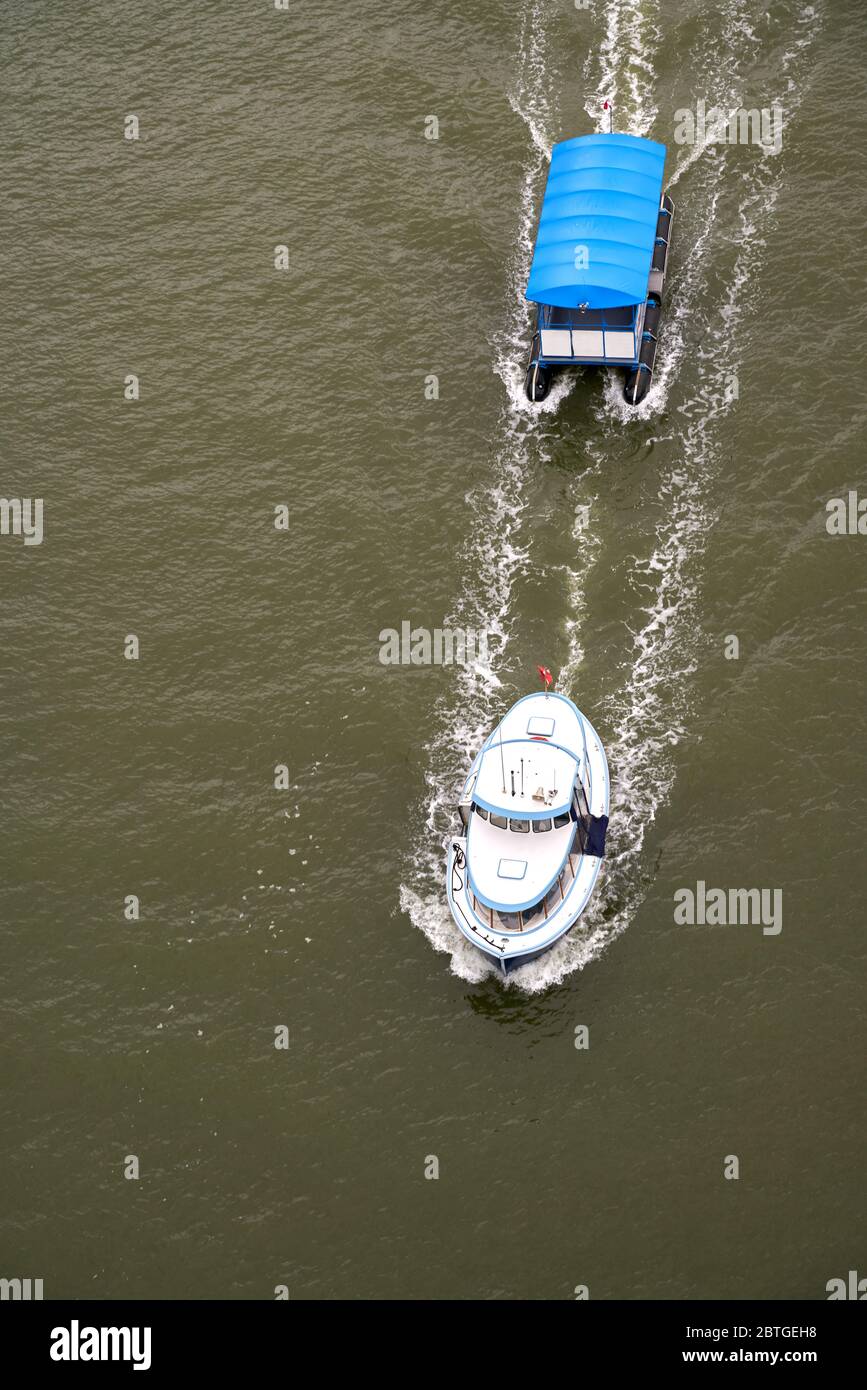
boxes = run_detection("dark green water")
[2,0,865,1298]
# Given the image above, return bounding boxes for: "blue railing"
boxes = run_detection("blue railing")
[538,304,637,330]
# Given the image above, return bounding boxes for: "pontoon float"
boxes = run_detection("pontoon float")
[524,133,673,405]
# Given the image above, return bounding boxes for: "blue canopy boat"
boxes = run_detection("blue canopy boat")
[524,133,674,405]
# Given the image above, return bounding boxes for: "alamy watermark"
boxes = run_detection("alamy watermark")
[0,497,43,545]
[826,491,867,535]
[50,1321,152,1371]
[0,1276,43,1299]
[674,100,783,155]
[379,622,491,667]
[674,881,782,936]
[826,1269,866,1299]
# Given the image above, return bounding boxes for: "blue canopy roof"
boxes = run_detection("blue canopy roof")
[525,133,667,310]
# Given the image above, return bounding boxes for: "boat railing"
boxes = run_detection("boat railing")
[538,305,636,330]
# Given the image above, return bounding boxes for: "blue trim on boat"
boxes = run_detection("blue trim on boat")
[472,790,572,821]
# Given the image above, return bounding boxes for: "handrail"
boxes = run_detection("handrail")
[540,304,637,330]
[450,842,507,953]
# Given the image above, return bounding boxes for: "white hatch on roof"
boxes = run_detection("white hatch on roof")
[527,715,555,737]
[497,858,527,880]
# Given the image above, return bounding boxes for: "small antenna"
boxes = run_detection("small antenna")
[520,758,524,797]
[511,770,515,798]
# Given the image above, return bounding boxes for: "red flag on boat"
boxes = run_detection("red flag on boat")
[536,664,553,688]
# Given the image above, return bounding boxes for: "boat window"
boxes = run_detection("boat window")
[494,910,521,932]
[474,805,489,820]
[547,305,579,326]
[602,304,634,326]
[490,813,508,830]
[544,876,564,916]
[532,818,553,833]
[542,305,635,330]
[510,818,530,834]
[553,812,571,829]
[522,900,545,927]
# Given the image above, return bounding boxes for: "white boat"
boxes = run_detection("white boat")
[446,689,609,975]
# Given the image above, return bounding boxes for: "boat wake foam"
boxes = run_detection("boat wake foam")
[584,0,662,138]
[401,1,567,981]
[549,0,827,980]
[401,0,823,991]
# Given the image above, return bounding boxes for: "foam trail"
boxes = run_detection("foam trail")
[561,491,605,686]
[400,1,564,973]
[506,92,551,162]
[585,0,662,137]
[508,0,829,993]
[403,0,825,992]
[493,0,825,993]
[601,0,823,422]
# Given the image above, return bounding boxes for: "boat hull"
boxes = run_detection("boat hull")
[445,692,609,977]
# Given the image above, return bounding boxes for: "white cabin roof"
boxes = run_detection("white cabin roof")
[466,812,574,911]
[472,692,586,819]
